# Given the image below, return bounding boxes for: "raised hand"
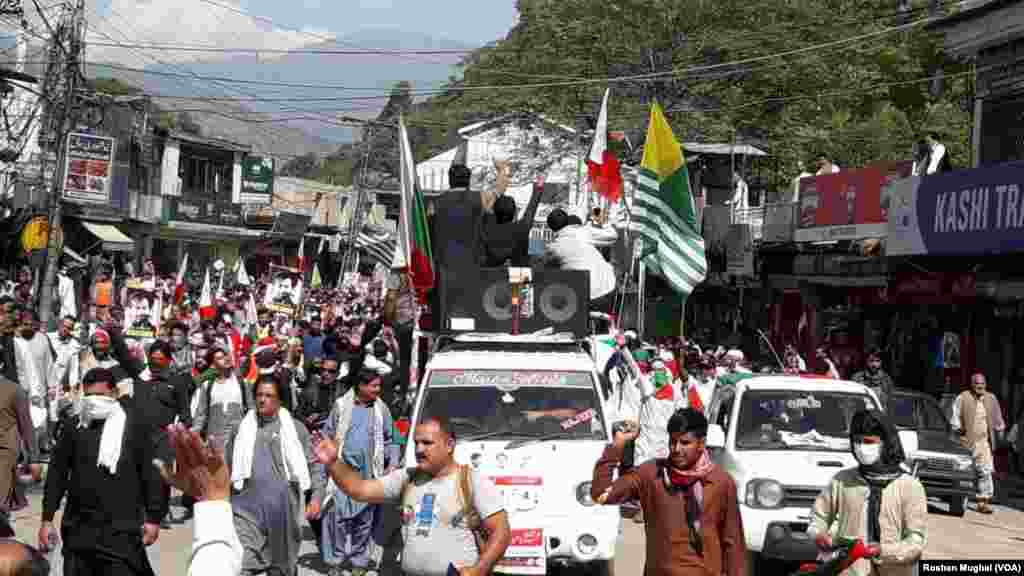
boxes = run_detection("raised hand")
[314,437,340,466]
[154,424,230,502]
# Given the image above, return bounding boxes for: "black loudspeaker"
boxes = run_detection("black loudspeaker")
[438,267,590,338]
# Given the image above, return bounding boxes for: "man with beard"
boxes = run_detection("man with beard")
[80,329,137,400]
[230,375,323,576]
[47,316,84,443]
[314,368,399,573]
[39,367,162,575]
[132,340,191,527]
[12,310,51,450]
[852,349,895,411]
[810,409,927,575]
[951,372,1006,515]
[591,408,746,576]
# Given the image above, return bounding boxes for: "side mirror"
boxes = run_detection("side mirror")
[899,430,919,461]
[707,424,726,449]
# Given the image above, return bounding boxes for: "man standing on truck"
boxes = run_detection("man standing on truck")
[591,408,747,576]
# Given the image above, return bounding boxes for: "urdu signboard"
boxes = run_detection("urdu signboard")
[240,156,274,204]
[63,133,116,204]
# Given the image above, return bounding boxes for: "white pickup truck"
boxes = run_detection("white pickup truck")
[405,333,619,576]
[704,376,915,572]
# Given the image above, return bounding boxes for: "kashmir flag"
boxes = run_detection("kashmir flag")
[587,88,624,203]
[296,236,307,272]
[311,263,322,289]
[199,268,216,320]
[629,102,707,299]
[174,253,189,305]
[395,113,434,301]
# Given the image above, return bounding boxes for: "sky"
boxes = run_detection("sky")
[77,0,520,66]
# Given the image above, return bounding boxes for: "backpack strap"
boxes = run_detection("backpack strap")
[457,464,482,531]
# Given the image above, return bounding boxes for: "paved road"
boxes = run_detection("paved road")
[11,487,1024,575]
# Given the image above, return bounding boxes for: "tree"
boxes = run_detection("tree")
[281,153,319,178]
[406,0,971,191]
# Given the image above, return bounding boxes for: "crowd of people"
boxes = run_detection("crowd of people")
[0,158,994,576]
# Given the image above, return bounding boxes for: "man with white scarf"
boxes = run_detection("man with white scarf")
[230,374,324,576]
[314,367,399,575]
[39,367,163,575]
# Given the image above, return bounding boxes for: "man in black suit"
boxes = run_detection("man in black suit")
[482,171,546,268]
[131,340,191,527]
[39,367,162,575]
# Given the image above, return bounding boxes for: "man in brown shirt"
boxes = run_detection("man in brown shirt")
[591,408,746,576]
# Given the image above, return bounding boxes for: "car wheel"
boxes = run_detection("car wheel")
[948,494,967,517]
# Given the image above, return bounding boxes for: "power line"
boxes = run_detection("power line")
[26,16,935,100]
[84,40,477,55]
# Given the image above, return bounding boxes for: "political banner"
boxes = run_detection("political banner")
[887,162,1024,256]
[124,279,160,339]
[795,161,912,242]
[264,268,301,315]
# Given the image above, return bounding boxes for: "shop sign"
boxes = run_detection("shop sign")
[240,156,274,205]
[889,272,976,304]
[21,216,49,253]
[796,161,912,242]
[888,162,1024,256]
[164,197,244,228]
[62,133,115,205]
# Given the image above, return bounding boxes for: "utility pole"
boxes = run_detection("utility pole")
[339,125,375,281]
[38,0,85,326]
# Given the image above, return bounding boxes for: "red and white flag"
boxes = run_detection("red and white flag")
[199,268,216,320]
[586,88,623,203]
[297,237,307,272]
[174,253,189,305]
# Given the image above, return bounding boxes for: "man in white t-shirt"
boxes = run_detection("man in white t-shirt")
[316,415,511,576]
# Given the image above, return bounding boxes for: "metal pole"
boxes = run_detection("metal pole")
[39,0,83,326]
[638,259,646,340]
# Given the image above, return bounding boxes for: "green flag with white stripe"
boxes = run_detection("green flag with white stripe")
[629,102,707,297]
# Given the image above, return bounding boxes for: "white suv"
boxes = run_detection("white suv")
[705,376,889,570]
[405,334,619,576]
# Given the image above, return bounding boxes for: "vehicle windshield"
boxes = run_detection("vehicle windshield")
[419,370,607,442]
[891,395,917,429]
[735,390,879,451]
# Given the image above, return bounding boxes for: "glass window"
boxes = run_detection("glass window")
[919,397,950,431]
[735,390,878,452]
[890,396,917,429]
[420,370,606,442]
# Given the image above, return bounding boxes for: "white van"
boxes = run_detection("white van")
[404,333,619,575]
[704,376,892,569]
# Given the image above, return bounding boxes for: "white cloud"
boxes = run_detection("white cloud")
[82,0,330,66]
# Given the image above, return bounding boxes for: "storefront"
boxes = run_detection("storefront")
[887,163,1024,421]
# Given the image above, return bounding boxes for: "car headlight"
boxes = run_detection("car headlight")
[745,479,784,508]
[576,482,595,506]
[955,457,974,472]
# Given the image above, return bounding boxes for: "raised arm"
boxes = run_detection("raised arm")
[314,437,391,504]
[590,426,643,505]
